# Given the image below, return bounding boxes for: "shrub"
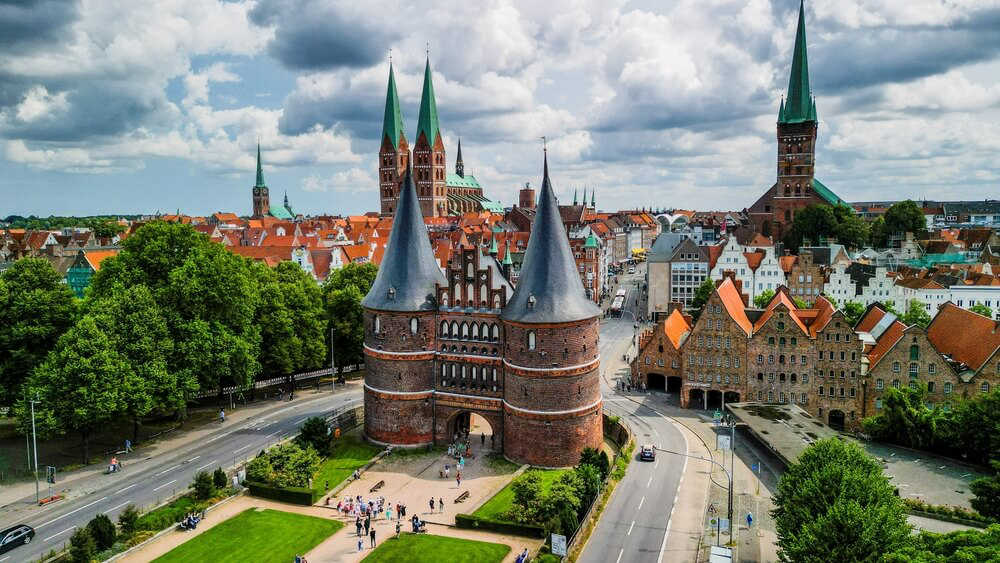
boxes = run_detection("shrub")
[69,527,96,563]
[245,480,317,505]
[136,495,207,531]
[970,460,1000,520]
[296,416,331,456]
[193,470,216,500]
[118,503,139,537]
[579,447,610,481]
[246,441,321,488]
[454,513,545,538]
[87,513,117,551]
[213,467,228,489]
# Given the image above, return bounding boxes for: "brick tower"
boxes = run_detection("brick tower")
[500,151,604,467]
[413,57,448,218]
[362,158,446,446]
[378,63,409,217]
[251,143,270,218]
[518,183,535,209]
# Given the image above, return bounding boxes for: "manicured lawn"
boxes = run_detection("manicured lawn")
[313,436,382,497]
[472,469,567,521]
[362,533,510,563]
[153,508,343,563]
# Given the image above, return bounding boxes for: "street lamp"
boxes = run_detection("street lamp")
[654,445,732,547]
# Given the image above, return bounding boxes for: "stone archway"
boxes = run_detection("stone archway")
[724,391,741,404]
[707,389,723,410]
[434,402,504,453]
[828,410,846,432]
[666,376,683,394]
[688,388,705,410]
[646,373,666,391]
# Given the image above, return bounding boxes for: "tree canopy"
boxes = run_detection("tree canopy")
[322,263,378,367]
[786,204,870,252]
[754,289,776,309]
[689,278,716,321]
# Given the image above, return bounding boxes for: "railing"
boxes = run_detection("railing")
[190,365,363,400]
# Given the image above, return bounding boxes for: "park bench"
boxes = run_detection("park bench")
[369,480,385,493]
[454,491,470,504]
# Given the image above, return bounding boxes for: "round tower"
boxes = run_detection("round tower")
[500,152,604,468]
[361,160,445,446]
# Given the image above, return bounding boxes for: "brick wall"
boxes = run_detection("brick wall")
[680,292,748,408]
[503,405,603,468]
[866,327,960,420]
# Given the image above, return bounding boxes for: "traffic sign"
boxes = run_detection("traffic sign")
[717,434,732,451]
[46,466,56,485]
[551,533,567,556]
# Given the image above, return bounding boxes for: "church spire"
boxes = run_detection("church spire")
[382,62,406,149]
[416,57,441,146]
[590,189,595,209]
[781,0,814,124]
[255,142,266,188]
[455,138,464,178]
[573,188,578,206]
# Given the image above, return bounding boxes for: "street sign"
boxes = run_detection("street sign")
[713,409,722,422]
[751,462,760,472]
[719,518,730,532]
[551,533,567,556]
[708,503,716,514]
[46,466,56,485]
[716,434,732,451]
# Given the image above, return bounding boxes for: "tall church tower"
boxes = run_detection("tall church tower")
[252,143,270,218]
[379,63,409,216]
[413,57,448,218]
[774,0,818,238]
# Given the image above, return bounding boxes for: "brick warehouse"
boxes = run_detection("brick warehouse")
[361,151,603,468]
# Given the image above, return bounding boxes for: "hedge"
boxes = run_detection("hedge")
[454,513,545,538]
[246,481,317,506]
[902,498,994,528]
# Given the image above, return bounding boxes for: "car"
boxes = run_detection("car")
[627,267,636,274]
[0,525,35,554]
[639,444,655,461]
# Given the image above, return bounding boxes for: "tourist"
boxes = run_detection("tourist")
[219,408,225,423]
[456,474,461,487]
[439,497,444,513]
[445,464,450,479]
[429,498,435,512]
[357,537,363,552]
[395,520,401,538]
[369,528,376,548]
[386,504,392,521]
[355,516,362,536]
[364,515,371,536]
[481,433,485,446]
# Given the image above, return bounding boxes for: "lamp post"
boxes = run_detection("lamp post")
[30,395,40,503]
[654,446,732,547]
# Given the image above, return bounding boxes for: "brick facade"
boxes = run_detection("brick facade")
[681,286,749,409]
[866,327,959,421]
[787,250,824,304]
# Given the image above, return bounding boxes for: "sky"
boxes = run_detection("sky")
[2,0,1000,218]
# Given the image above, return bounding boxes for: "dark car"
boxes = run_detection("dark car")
[0,525,35,554]
[639,444,656,461]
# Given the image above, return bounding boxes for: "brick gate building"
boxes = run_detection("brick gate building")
[362,152,603,467]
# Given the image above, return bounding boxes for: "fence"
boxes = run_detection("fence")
[190,364,363,400]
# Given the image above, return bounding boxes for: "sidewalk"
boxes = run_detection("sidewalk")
[0,381,361,520]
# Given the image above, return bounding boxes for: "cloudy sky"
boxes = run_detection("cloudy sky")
[2,0,1000,218]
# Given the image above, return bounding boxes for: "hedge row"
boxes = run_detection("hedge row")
[245,481,317,506]
[902,498,994,528]
[454,513,545,538]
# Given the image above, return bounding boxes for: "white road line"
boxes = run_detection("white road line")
[186,456,200,463]
[295,417,309,424]
[233,444,253,454]
[653,428,660,437]
[647,475,653,488]
[615,548,624,563]
[627,520,635,536]
[654,460,659,469]
[195,460,218,472]
[266,430,281,438]
[638,496,645,510]
[659,418,691,563]
[154,464,180,477]
[153,479,177,492]
[37,497,106,528]
[117,483,139,494]
[1,555,10,561]
[105,501,131,514]
[43,527,75,541]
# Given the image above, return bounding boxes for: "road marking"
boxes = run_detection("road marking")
[615,548,624,563]
[1,555,10,561]
[43,527,75,541]
[653,428,660,437]
[37,497,107,528]
[627,520,635,536]
[266,430,281,438]
[295,417,309,424]
[195,460,218,472]
[105,501,131,514]
[117,483,139,494]
[153,479,177,492]
[647,475,653,487]
[654,460,659,469]
[233,444,253,454]
[659,415,690,563]
[637,496,644,510]
[154,464,179,477]
[186,456,200,463]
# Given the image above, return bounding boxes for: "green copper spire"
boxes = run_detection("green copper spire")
[590,189,595,208]
[382,63,405,149]
[489,236,498,255]
[502,246,513,265]
[416,57,440,146]
[255,143,266,188]
[778,98,786,122]
[781,0,814,124]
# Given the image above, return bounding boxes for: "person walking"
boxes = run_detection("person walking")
[324,480,329,495]
[481,433,485,446]
[364,515,371,536]
[456,474,461,488]
[439,497,444,513]
[386,504,392,521]
[357,537,363,552]
[355,516,362,536]
[219,408,225,423]
[429,497,435,513]
[369,528,376,548]
[395,520,401,538]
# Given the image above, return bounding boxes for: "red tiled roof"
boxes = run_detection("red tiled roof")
[779,255,797,273]
[868,320,906,367]
[855,305,888,333]
[84,249,120,272]
[926,302,1000,372]
[228,246,294,261]
[717,277,753,335]
[662,309,692,349]
[342,244,369,262]
[753,288,808,334]
[744,250,764,271]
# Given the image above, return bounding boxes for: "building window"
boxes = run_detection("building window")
[440,321,449,337]
[818,386,824,396]
[757,391,763,401]
[910,345,919,361]
[943,382,952,394]
[909,381,917,390]
[850,388,856,398]
[876,399,883,410]
[927,382,935,393]
[876,379,884,390]
[527,331,536,351]
[768,391,774,403]
[410,317,419,335]
[735,357,740,368]
[768,373,774,382]
[645,356,650,365]
[801,355,807,365]
[983,382,991,393]
[374,315,381,333]
[768,337,775,345]
[892,362,900,373]
[768,354,774,364]
[909,363,918,377]
[892,380,900,389]
[757,354,764,364]
[928,364,936,374]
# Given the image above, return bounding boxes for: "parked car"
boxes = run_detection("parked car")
[639,444,656,461]
[0,525,35,554]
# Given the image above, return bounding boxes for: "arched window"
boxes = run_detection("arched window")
[471,323,479,340]
[492,324,500,341]
[493,294,501,309]
[451,321,459,337]
[480,285,488,305]
[909,345,919,361]
[467,262,474,277]
[480,323,489,340]
[461,323,469,338]
[455,284,462,302]
[410,318,418,335]
[467,284,474,306]
[373,315,381,334]
[441,292,449,307]
[441,321,449,337]
[527,331,536,351]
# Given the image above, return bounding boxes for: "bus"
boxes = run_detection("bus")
[631,248,647,262]
[610,287,628,316]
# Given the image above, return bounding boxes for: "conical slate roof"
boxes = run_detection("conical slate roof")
[501,153,601,324]
[362,160,445,312]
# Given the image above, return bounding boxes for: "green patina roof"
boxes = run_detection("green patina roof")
[584,234,599,248]
[416,58,440,146]
[780,0,815,124]
[382,63,406,149]
[502,249,513,265]
[255,143,266,188]
[778,98,786,122]
[813,179,844,206]
[446,173,480,189]
[489,237,498,254]
[269,204,294,220]
[481,200,504,213]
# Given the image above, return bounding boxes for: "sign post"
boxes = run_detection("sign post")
[551,533,567,558]
[46,466,56,498]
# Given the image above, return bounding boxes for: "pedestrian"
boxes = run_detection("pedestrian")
[386,504,392,521]
[401,503,406,518]
[457,475,461,487]
[481,433,485,446]
[395,520,401,538]
[430,498,435,512]
[324,480,329,494]
[125,438,132,453]
[295,555,302,563]
[490,435,495,448]
[219,408,225,423]
[364,515,371,536]
[439,497,444,512]
[445,464,450,479]
[369,528,376,548]
[356,516,362,536]
[357,537,363,552]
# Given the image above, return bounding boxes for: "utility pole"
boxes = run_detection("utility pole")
[30,395,40,503]
[329,327,336,391]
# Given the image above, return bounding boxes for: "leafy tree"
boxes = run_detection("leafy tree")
[90,219,124,239]
[573,463,602,516]
[948,389,1000,465]
[832,205,871,251]
[255,261,326,380]
[870,216,888,248]
[17,316,126,464]
[969,303,994,318]
[842,301,865,326]
[882,200,926,242]
[118,504,140,537]
[689,278,717,321]
[772,437,910,562]
[193,470,216,500]
[793,297,809,309]
[880,525,1000,562]
[322,263,378,368]
[213,467,229,490]
[505,470,543,523]
[579,447,611,481]
[296,416,331,456]
[86,513,116,551]
[0,258,77,406]
[786,204,869,252]
[246,441,321,488]
[862,386,947,450]
[537,473,582,536]
[754,289,776,309]
[89,221,209,297]
[900,299,932,328]
[970,461,1000,520]
[69,527,96,563]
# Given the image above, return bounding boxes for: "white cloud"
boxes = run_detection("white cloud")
[301,167,375,193]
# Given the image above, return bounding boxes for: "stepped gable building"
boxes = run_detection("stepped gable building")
[378,59,499,218]
[250,144,295,220]
[362,152,603,467]
[747,0,846,242]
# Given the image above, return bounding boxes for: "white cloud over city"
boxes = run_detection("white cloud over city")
[1,0,999,216]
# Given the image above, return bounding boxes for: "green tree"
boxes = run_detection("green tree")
[193,470,216,500]
[579,447,611,481]
[17,316,126,463]
[213,467,229,490]
[882,200,926,242]
[118,504,139,537]
[842,301,865,326]
[689,278,717,321]
[0,258,77,406]
[900,299,932,328]
[862,386,947,450]
[880,524,1000,562]
[573,463,602,516]
[322,263,378,368]
[505,470,544,523]
[86,513,116,551]
[870,216,888,248]
[970,461,1000,520]
[772,437,910,562]
[246,441,321,488]
[754,289,776,309]
[89,219,124,239]
[69,527,96,563]
[832,205,871,250]
[786,204,869,252]
[537,472,582,536]
[948,389,1000,465]
[296,416,331,456]
[89,221,209,297]
[255,261,326,380]
[969,303,994,318]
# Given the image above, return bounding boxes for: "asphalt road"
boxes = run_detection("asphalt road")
[579,265,691,563]
[0,389,363,562]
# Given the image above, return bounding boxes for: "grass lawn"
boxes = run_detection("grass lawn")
[362,533,510,563]
[472,469,567,521]
[313,436,381,496]
[153,508,342,563]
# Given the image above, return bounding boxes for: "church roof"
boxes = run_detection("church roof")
[813,179,845,206]
[269,204,294,221]
[416,58,441,145]
[362,160,446,312]
[382,63,406,150]
[446,173,480,189]
[501,152,601,324]
[255,143,266,188]
[780,0,815,124]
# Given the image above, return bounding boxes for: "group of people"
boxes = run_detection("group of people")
[616,378,645,393]
[178,512,202,530]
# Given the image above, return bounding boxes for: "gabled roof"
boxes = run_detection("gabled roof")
[753,288,809,334]
[717,277,753,336]
[779,255,797,273]
[501,152,601,324]
[926,302,1000,373]
[362,160,445,312]
[84,249,120,272]
[662,308,692,349]
[868,319,906,367]
[744,250,765,271]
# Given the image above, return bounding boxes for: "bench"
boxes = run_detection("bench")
[369,480,385,493]
[454,491,470,504]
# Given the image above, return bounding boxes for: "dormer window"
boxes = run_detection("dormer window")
[527,295,536,310]
[387,286,396,300]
